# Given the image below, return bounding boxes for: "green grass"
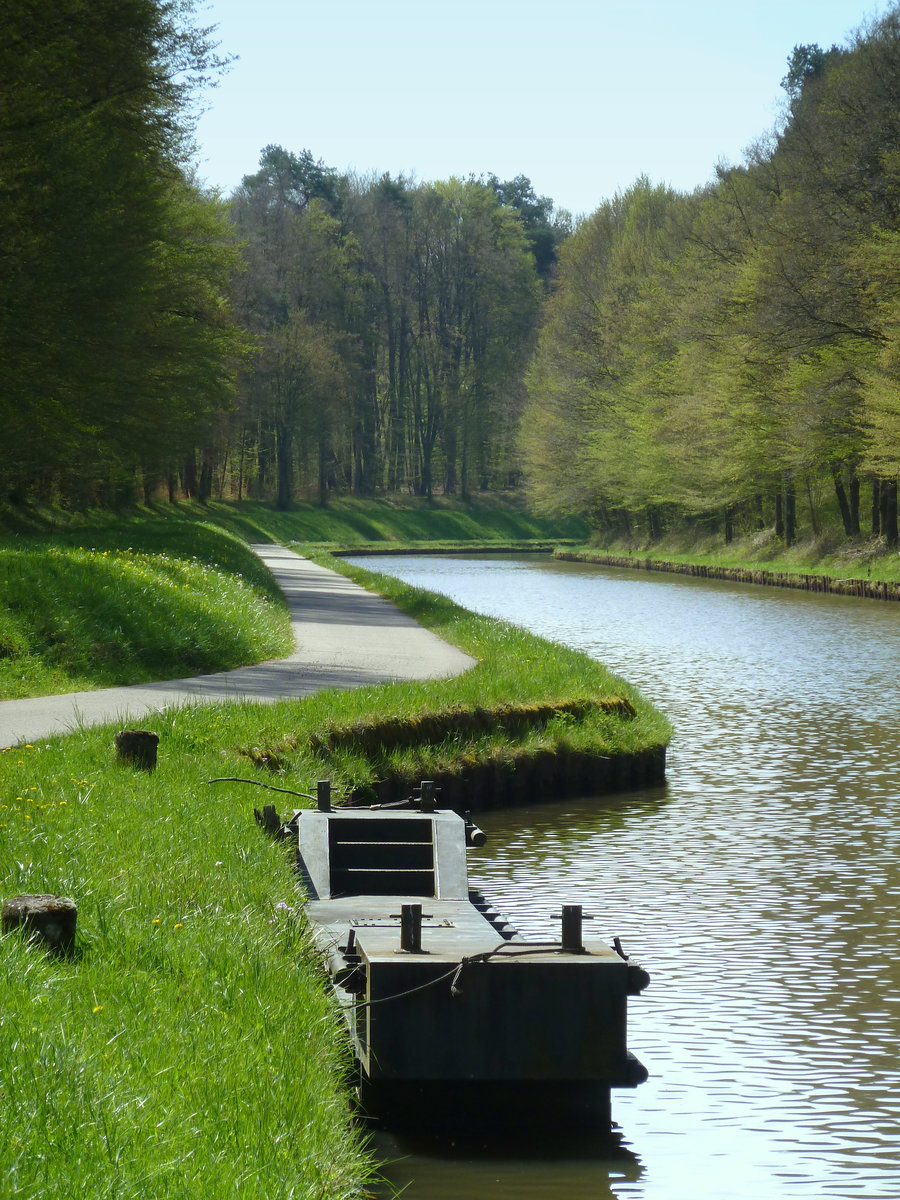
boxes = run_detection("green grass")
[0,498,587,702]
[228,552,670,797]
[0,495,591,548]
[0,503,669,1197]
[0,724,371,1199]
[566,528,900,584]
[0,524,292,699]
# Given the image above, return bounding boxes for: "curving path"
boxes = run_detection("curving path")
[0,545,475,748]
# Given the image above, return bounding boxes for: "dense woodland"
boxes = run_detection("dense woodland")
[2,1,899,544]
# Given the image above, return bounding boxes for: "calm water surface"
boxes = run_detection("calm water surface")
[347,555,900,1200]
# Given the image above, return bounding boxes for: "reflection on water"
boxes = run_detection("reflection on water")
[370,1126,643,1200]
[349,555,900,1199]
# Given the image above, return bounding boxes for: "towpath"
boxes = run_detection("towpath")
[0,545,475,748]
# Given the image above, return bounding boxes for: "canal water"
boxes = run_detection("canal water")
[346,554,900,1200]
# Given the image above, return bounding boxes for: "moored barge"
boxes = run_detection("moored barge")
[292,782,650,1130]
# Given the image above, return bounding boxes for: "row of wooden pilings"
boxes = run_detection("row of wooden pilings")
[349,744,668,812]
[555,553,900,602]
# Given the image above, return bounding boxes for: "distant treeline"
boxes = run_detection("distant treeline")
[522,13,900,545]
[225,152,567,507]
[2,1,899,546]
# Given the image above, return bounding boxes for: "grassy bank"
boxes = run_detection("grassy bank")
[0,495,590,548]
[0,524,293,699]
[559,529,900,592]
[0,719,370,1199]
[0,498,587,699]
[234,553,671,802]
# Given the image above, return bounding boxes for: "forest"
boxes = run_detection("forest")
[2,0,899,545]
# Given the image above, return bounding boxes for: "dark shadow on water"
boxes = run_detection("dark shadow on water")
[367,1124,643,1200]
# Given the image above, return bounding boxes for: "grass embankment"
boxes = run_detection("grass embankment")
[1,500,666,1198]
[236,553,671,803]
[0,497,588,700]
[0,522,293,699]
[0,494,590,550]
[558,529,900,594]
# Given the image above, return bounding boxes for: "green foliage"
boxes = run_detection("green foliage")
[0,1,244,503]
[231,166,542,502]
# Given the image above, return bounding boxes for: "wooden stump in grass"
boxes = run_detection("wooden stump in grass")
[115,729,158,770]
[1,894,77,954]
[254,804,283,838]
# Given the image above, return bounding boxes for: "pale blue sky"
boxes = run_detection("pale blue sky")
[192,0,886,216]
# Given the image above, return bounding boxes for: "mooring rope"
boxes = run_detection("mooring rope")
[351,941,565,1009]
[207,777,316,801]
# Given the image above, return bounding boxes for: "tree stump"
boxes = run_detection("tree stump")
[115,729,159,770]
[254,804,282,837]
[1,894,77,954]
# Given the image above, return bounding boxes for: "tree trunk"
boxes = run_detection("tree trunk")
[805,475,819,538]
[421,445,433,500]
[236,428,246,502]
[849,471,860,536]
[883,479,898,546]
[275,424,293,511]
[444,425,458,494]
[831,463,854,536]
[317,436,329,508]
[784,475,796,546]
[872,477,881,536]
[183,455,198,499]
[198,453,213,502]
[724,508,734,544]
[775,491,784,540]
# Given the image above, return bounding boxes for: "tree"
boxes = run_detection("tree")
[0,0,240,502]
[230,147,364,504]
[486,174,570,282]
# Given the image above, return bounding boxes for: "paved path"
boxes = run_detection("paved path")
[0,545,475,748]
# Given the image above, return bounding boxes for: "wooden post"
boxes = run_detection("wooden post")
[400,903,423,953]
[1,894,77,954]
[317,781,332,812]
[254,805,282,837]
[560,904,584,952]
[115,729,158,770]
